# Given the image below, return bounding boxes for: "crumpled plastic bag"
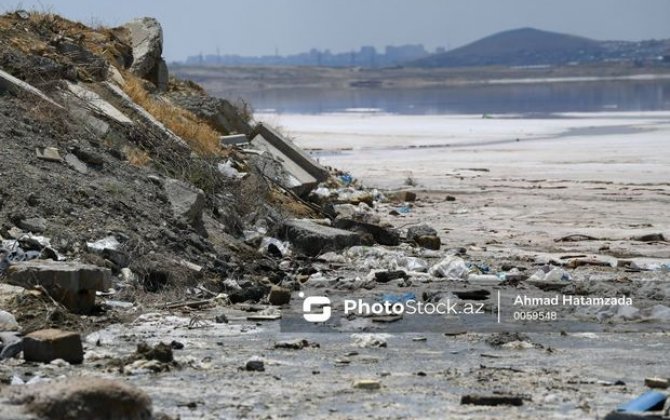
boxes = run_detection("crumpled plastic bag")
[429,256,469,280]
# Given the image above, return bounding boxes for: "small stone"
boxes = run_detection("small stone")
[23,329,83,364]
[64,153,89,174]
[245,360,265,372]
[407,224,438,241]
[268,285,291,306]
[18,217,47,233]
[391,191,416,202]
[0,310,19,330]
[136,342,173,363]
[353,380,381,390]
[170,340,184,350]
[36,147,62,162]
[214,314,229,324]
[374,270,407,283]
[415,235,441,250]
[446,195,456,201]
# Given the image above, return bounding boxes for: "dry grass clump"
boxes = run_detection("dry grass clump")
[123,146,151,166]
[122,74,221,156]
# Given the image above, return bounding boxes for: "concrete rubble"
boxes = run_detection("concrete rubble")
[6,260,111,313]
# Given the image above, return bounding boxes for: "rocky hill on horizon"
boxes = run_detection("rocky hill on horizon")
[410,27,670,68]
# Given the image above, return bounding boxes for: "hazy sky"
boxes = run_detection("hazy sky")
[3,0,670,61]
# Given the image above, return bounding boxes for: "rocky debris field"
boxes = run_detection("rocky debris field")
[0,10,669,420]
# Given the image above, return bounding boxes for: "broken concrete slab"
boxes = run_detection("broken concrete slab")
[220,134,248,146]
[23,329,83,364]
[254,123,330,182]
[0,69,62,109]
[104,82,188,148]
[281,219,361,256]
[250,134,318,196]
[6,260,111,313]
[35,147,62,162]
[169,95,252,135]
[63,81,133,125]
[163,178,205,226]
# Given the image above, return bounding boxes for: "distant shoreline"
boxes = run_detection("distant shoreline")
[172,63,670,93]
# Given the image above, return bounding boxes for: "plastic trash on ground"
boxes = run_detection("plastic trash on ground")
[617,390,667,412]
[218,160,246,179]
[380,292,416,304]
[429,256,469,280]
[528,267,572,282]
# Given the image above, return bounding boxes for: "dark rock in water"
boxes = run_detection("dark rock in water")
[136,341,173,363]
[229,284,270,304]
[169,340,184,350]
[374,270,408,283]
[415,235,441,250]
[7,377,153,420]
[274,339,318,350]
[461,394,523,406]
[268,285,291,306]
[333,218,400,246]
[407,224,438,241]
[214,314,229,324]
[281,219,361,257]
[245,360,265,372]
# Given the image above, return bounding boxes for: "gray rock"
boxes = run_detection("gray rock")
[23,329,83,364]
[281,219,361,257]
[333,218,400,246]
[0,310,18,330]
[5,377,153,420]
[163,178,205,226]
[0,332,23,360]
[268,285,291,306]
[64,153,89,174]
[124,17,164,81]
[407,224,438,241]
[7,260,111,314]
[18,217,47,233]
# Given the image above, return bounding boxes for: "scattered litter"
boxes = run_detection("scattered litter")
[352,333,388,348]
[429,256,469,280]
[617,390,667,412]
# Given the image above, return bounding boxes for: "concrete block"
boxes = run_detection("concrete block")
[7,261,111,313]
[0,69,62,108]
[220,134,248,146]
[251,134,318,195]
[254,123,329,182]
[23,329,83,364]
[64,82,133,125]
[281,219,361,256]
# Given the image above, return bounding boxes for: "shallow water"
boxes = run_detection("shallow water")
[243,79,670,115]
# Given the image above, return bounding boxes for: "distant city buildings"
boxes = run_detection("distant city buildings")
[183,44,442,68]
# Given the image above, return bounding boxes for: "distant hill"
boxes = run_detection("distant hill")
[411,27,608,67]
